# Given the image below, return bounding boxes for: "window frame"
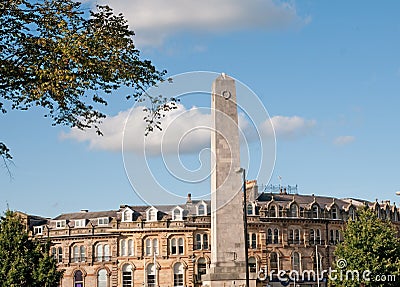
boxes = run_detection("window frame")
[74,219,86,228]
[97,269,108,287]
[33,226,43,235]
[55,220,66,228]
[98,217,109,226]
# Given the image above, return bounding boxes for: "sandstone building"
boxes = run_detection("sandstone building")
[23,188,400,287]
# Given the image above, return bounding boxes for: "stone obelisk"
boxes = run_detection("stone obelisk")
[202,74,249,287]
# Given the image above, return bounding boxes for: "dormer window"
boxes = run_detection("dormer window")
[197,202,207,216]
[289,204,298,217]
[34,226,43,235]
[122,208,133,222]
[75,219,86,228]
[312,205,319,219]
[269,205,277,217]
[98,217,109,226]
[147,207,158,222]
[172,207,183,221]
[55,220,66,228]
[331,207,338,219]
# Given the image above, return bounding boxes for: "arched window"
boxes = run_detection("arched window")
[128,239,134,256]
[198,204,206,216]
[309,229,315,244]
[295,229,300,244]
[288,229,300,244]
[122,264,133,287]
[195,234,201,250]
[292,252,300,272]
[335,230,340,243]
[97,244,103,261]
[203,234,208,250]
[248,257,257,273]
[316,229,321,244]
[267,228,272,244]
[197,258,207,280]
[73,245,79,262]
[270,205,277,217]
[178,238,184,254]
[289,204,298,217]
[120,239,126,256]
[270,252,278,272]
[57,247,62,263]
[173,263,184,287]
[247,203,253,215]
[145,238,158,255]
[312,205,319,218]
[171,238,177,254]
[51,247,56,260]
[104,244,110,261]
[173,208,182,220]
[97,269,108,287]
[153,238,158,255]
[147,263,156,287]
[80,246,85,262]
[148,208,157,221]
[74,270,84,287]
[123,209,132,222]
[273,228,279,244]
[145,238,151,255]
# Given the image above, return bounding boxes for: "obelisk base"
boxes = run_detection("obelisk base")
[201,262,257,287]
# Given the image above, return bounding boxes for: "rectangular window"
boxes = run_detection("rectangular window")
[203,234,208,250]
[34,226,43,235]
[98,217,109,225]
[147,275,156,287]
[174,274,183,287]
[75,219,85,228]
[122,272,132,287]
[195,234,201,250]
[55,220,66,228]
[145,239,151,255]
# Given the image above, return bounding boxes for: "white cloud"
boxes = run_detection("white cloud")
[92,0,308,46]
[334,135,355,146]
[61,107,316,154]
[61,104,211,155]
[260,116,316,140]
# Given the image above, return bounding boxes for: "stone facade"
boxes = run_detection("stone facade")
[24,192,400,287]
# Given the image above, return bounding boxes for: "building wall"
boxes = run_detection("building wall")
[27,194,400,287]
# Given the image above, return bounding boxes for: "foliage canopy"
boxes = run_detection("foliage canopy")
[1,0,175,167]
[0,210,63,286]
[331,207,400,286]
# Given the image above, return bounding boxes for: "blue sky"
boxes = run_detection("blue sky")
[2,0,400,218]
